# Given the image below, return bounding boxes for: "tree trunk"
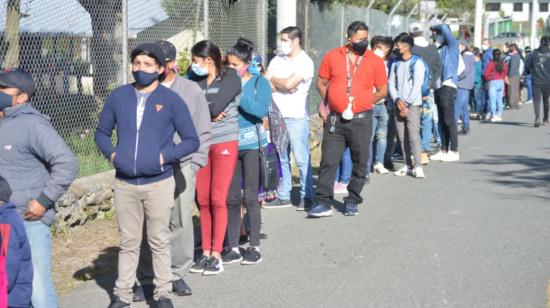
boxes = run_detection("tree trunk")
[3,0,21,68]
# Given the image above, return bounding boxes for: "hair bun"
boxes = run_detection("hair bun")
[237,37,254,52]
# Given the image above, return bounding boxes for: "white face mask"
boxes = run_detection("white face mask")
[342,97,354,120]
[374,48,385,59]
[279,42,292,56]
[482,44,489,51]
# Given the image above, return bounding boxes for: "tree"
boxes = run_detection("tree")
[2,0,21,68]
[436,0,475,20]
[77,0,122,102]
[310,0,419,14]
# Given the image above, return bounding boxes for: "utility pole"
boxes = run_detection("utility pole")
[531,0,539,48]
[474,0,483,47]
[277,0,297,32]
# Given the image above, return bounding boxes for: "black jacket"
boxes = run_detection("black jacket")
[525,46,550,85]
[412,44,442,90]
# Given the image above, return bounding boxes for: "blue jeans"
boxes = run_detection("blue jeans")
[279,118,313,200]
[525,74,533,101]
[473,86,484,114]
[420,98,435,152]
[488,79,505,117]
[366,104,388,170]
[455,88,471,129]
[24,220,58,308]
[334,147,351,184]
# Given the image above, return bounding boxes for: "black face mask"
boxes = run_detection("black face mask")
[392,49,402,58]
[351,40,369,55]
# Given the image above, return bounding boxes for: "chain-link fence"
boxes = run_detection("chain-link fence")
[1,0,417,178]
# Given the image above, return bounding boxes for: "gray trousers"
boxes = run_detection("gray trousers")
[138,164,196,284]
[508,76,520,108]
[395,105,422,168]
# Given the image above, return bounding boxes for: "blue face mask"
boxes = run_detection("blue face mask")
[132,70,159,87]
[191,63,209,76]
[0,92,14,111]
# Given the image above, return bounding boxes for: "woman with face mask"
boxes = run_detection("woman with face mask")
[187,40,242,276]
[222,38,271,266]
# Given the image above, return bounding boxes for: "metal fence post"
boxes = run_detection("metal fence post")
[387,0,404,36]
[406,3,419,32]
[304,0,310,52]
[121,0,128,84]
[259,0,268,61]
[204,0,209,39]
[366,0,375,26]
[340,5,345,45]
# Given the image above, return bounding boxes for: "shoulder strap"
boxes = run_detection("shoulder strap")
[252,75,265,154]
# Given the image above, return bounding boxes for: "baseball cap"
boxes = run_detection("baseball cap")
[131,43,167,67]
[0,176,12,204]
[155,40,177,62]
[409,22,424,34]
[0,68,37,97]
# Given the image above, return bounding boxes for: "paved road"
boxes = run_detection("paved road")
[60,105,550,308]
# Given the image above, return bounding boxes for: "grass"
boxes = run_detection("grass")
[63,130,113,178]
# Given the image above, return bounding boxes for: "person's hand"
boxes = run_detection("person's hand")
[319,111,327,122]
[24,199,46,221]
[160,153,164,166]
[110,152,116,162]
[212,112,226,122]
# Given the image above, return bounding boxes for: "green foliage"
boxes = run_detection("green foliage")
[310,0,419,13]
[176,49,192,76]
[436,0,475,17]
[64,130,112,177]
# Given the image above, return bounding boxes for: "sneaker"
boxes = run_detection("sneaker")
[189,255,209,273]
[394,166,408,176]
[430,151,447,161]
[525,99,533,104]
[535,121,542,128]
[108,296,131,308]
[221,249,243,264]
[420,152,430,165]
[344,203,359,216]
[333,182,348,194]
[459,127,470,135]
[155,297,174,308]
[241,247,262,265]
[263,198,292,209]
[296,198,313,211]
[442,151,460,162]
[414,167,426,178]
[485,113,492,120]
[172,279,192,296]
[544,121,549,127]
[202,257,224,276]
[307,203,333,218]
[490,116,498,122]
[373,163,389,174]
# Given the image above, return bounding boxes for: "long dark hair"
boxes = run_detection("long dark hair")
[492,49,504,73]
[191,40,225,76]
[226,37,254,64]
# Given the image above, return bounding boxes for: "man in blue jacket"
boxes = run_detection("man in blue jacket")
[0,176,33,308]
[0,68,78,308]
[430,23,461,162]
[95,43,199,308]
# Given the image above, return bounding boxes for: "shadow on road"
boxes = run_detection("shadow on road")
[73,246,119,297]
[466,154,550,200]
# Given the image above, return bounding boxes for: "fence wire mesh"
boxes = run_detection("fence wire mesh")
[1,0,417,178]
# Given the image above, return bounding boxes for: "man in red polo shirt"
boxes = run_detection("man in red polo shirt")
[308,21,388,218]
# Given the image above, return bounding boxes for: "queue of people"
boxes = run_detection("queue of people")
[0,19,548,308]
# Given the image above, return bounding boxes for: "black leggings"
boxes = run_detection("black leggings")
[533,85,550,123]
[435,86,458,152]
[226,148,262,248]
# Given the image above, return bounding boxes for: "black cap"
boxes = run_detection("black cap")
[131,43,167,67]
[0,68,37,97]
[0,176,11,204]
[155,40,177,62]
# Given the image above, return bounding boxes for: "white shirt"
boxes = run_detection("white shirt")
[135,90,151,130]
[267,50,314,119]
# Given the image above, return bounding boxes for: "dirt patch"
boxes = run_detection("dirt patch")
[52,218,119,296]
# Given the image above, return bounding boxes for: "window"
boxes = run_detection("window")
[513,3,523,12]
[486,3,501,11]
[541,3,549,12]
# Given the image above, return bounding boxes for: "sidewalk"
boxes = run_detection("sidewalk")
[60,105,550,308]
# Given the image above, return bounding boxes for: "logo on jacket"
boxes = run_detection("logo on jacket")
[3,145,12,151]
[155,104,164,112]
[221,149,231,156]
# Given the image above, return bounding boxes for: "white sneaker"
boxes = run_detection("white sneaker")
[414,167,425,178]
[525,100,533,104]
[496,116,503,122]
[374,163,389,174]
[485,113,492,120]
[394,166,408,176]
[442,151,460,162]
[430,151,447,161]
[490,116,498,122]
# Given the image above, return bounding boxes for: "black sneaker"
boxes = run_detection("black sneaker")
[189,255,209,273]
[155,296,174,308]
[241,247,262,265]
[344,203,359,216]
[296,198,313,211]
[307,203,333,218]
[108,296,131,308]
[263,198,292,209]
[132,284,145,302]
[202,257,224,276]
[221,249,243,264]
[172,279,192,296]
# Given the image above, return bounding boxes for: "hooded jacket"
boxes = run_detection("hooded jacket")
[525,45,550,85]
[433,23,460,87]
[0,104,78,226]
